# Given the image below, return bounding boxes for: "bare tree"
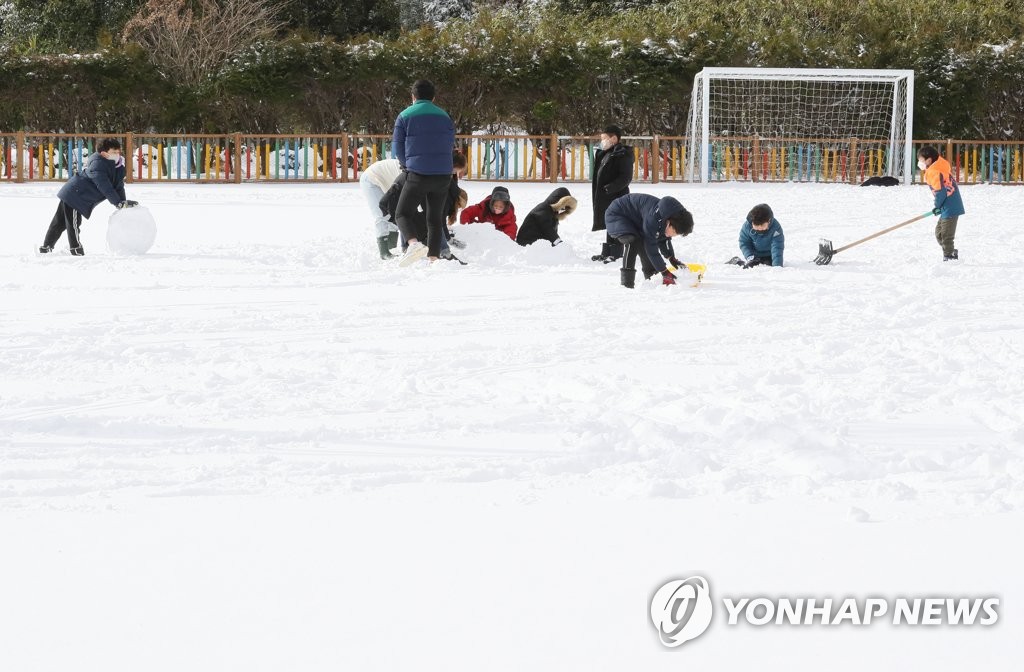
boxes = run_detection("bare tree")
[123,0,285,87]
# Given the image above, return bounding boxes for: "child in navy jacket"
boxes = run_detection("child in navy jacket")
[40,138,137,256]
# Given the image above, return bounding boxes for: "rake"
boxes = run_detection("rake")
[814,211,933,265]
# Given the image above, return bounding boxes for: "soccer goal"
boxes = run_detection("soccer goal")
[685,68,914,184]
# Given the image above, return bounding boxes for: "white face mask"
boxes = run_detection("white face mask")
[917,159,928,170]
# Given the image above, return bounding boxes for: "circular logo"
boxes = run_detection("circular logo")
[650,577,713,647]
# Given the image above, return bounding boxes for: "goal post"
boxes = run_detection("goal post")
[685,68,915,184]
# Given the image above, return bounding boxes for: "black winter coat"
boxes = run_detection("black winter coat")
[591,143,633,231]
[516,187,572,247]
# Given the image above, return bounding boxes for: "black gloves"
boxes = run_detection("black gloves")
[117,200,139,209]
[668,256,682,270]
[742,258,760,269]
[932,207,942,216]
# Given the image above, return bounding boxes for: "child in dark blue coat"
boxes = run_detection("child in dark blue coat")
[39,138,138,256]
[605,193,694,288]
[730,203,784,268]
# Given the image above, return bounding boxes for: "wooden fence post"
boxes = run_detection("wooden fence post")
[549,133,558,183]
[341,134,350,183]
[234,133,243,183]
[945,139,954,164]
[652,136,661,184]
[15,131,25,183]
[752,137,761,182]
[848,137,858,185]
[125,132,134,182]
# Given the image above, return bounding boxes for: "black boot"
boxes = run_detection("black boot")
[70,246,84,256]
[591,243,612,262]
[605,241,623,262]
[944,249,959,261]
[387,231,398,249]
[620,268,637,288]
[38,245,53,254]
[377,236,395,260]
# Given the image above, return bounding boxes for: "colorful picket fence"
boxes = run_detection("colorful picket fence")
[920,140,1024,185]
[3,132,1024,185]
[1,134,107,182]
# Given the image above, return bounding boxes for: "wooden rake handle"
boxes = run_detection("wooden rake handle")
[834,211,934,255]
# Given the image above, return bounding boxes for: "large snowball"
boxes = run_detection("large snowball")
[106,206,157,255]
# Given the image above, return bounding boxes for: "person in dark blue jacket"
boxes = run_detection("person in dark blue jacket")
[729,203,784,268]
[605,193,694,288]
[39,138,137,256]
[392,79,457,266]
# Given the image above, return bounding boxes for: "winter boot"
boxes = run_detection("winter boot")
[377,236,395,259]
[591,242,621,263]
[440,249,468,265]
[38,245,53,254]
[943,249,959,261]
[70,246,85,256]
[387,231,399,250]
[620,268,637,289]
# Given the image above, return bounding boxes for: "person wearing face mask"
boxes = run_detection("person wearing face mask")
[917,145,965,261]
[590,124,634,263]
[728,204,784,268]
[39,138,137,256]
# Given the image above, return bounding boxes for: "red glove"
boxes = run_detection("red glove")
[661,270,677,286]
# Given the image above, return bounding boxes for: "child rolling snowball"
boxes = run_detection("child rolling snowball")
[39,138,138,256]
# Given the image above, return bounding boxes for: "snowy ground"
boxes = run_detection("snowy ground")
[1,180,1022,670]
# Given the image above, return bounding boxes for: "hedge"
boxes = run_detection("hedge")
[2,2,1024,137]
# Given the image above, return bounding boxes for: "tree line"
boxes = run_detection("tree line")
[2,0,1023,138]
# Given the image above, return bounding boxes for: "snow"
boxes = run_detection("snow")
[106,205,158,255]
[1,180,1022,670]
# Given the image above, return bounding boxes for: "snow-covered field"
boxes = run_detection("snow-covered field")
[1,180,1022,670]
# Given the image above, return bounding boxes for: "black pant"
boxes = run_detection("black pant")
[396,172,451,257]
[44,201,83,249]
[618,236,656,277]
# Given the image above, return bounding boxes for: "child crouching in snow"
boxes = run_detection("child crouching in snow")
[515,187,577,247]
[39,138,138,256]
[728,203,784,268]
[459,186,518,240]
[605,193,694,288]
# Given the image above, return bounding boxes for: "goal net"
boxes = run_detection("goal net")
[685,68,914,184]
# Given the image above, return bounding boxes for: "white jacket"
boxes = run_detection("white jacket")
[361,159,403,192]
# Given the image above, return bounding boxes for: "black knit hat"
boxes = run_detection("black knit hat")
[490,186,511,203]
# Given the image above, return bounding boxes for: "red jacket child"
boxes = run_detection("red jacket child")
[459,186,517,239]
